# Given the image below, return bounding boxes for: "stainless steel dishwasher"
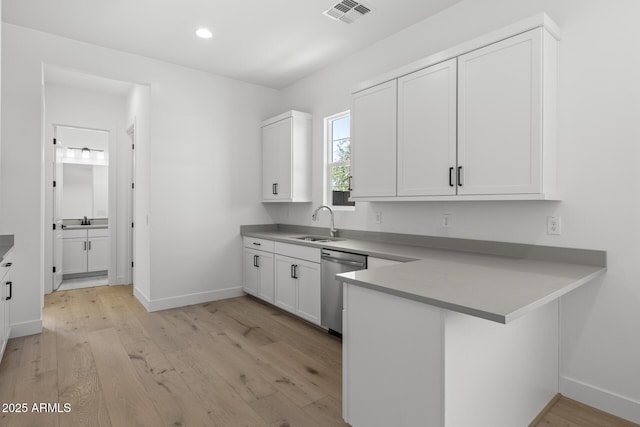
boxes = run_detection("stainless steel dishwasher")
[321,249,367,336]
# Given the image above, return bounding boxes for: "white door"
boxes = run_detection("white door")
[457,29,543,195]
[397,59,458,196]
[262,118,292,201]
[274,255,296,314]
[53,129,64,289]
[243,248,259,296]
[294,260,321,325]
[351,80,397,198]
[256,251,275,304]
[63,238,88,274]
[87,237,110,272]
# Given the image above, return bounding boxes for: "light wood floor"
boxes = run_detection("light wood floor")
[532,395,639,427]
[0,285,347,427]
[0,285,636,427]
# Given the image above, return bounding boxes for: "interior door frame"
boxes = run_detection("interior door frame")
[51,124,114,289]
[127,122,136,286]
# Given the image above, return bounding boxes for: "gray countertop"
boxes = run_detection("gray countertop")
[63,225,109,230]
[0,235,15,262]
[241,225,606,324]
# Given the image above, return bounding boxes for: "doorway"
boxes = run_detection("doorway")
[53,125,111,291]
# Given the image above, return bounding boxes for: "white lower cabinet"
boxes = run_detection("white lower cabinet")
[243,247,275,303]
[274,255,321,325]
[63,236,88,274]
[63,228,109,275]
[87,236,109,272]
[243,238,321,326]
[0,249,14,362]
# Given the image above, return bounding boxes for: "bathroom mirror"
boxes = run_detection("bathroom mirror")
[62,164,108,219]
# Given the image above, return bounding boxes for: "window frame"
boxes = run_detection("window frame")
[324,110,355,210]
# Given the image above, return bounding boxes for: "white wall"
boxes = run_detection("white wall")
[43,84,129,289]
[0,0,3,214]
[1,24,281,332]
[277,0,640,422]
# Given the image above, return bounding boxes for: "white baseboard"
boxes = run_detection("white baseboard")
[133,286,152,311]
[135,286,245,312]
[560,376,640,424]
[10,319,43,338]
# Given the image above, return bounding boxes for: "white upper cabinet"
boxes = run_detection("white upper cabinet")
[262,111,312,203]
[350,80,397,198]
[397,58,458,197]
[458,28,550,196]
[350,15,559,202]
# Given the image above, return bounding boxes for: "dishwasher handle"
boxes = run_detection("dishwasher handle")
[321,256,365,268]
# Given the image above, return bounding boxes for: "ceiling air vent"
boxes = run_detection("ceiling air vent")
[323,0,373,24]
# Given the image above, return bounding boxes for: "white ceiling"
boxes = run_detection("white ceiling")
[3,0,462,89]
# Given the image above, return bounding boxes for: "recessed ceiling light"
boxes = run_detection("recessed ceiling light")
[196,28,213,39]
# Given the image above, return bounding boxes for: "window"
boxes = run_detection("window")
[325,111,354,208]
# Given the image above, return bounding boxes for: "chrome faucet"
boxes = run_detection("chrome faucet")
[312,205,337,238]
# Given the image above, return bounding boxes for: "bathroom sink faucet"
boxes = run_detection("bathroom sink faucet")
[312,205,337,238]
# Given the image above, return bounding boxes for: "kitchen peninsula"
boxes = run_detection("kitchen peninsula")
[241,224,606,426]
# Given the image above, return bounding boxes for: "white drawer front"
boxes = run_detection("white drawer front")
[243,237,275,252]
[274,242,320,263]
[63,229,87,239]
[88,228,109,238]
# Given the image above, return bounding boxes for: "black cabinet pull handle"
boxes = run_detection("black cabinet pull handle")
[6,281,12,301]
[348,175,353,191]
[274,183,278,195]
[252,242,261,246]
[449,167,454,187]
[255,255,259,268]
[88,241,92,250]
[3,262,12,268]
[290,264,299,279]
[457,166,463,187]
[290,264,295,278]
[84,241,87,251]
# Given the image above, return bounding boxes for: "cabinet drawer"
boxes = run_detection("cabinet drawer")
[243,237,275,252]
[63,229,87,239]
[88,228,109,238]
[0,249,14,282]
[274,242,320,263]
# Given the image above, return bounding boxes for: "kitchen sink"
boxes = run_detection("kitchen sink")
[291,235,341,243]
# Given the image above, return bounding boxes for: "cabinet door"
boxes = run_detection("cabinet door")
[87,237,109,272]
[243,249,260,296]
[0,278,6,357]
[458,29,542,195]
[63,238,88,274]
[256,251,275,304]
[3,273,10,345]
[351,80,397,198]
[262,118,292,201]
[294,260,321,325]
[397,59,457,196]
[274,255,297,314]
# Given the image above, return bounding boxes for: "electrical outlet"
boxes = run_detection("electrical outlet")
[375,211,382,224]
[442,214,451,228]
[547,216,561,235]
